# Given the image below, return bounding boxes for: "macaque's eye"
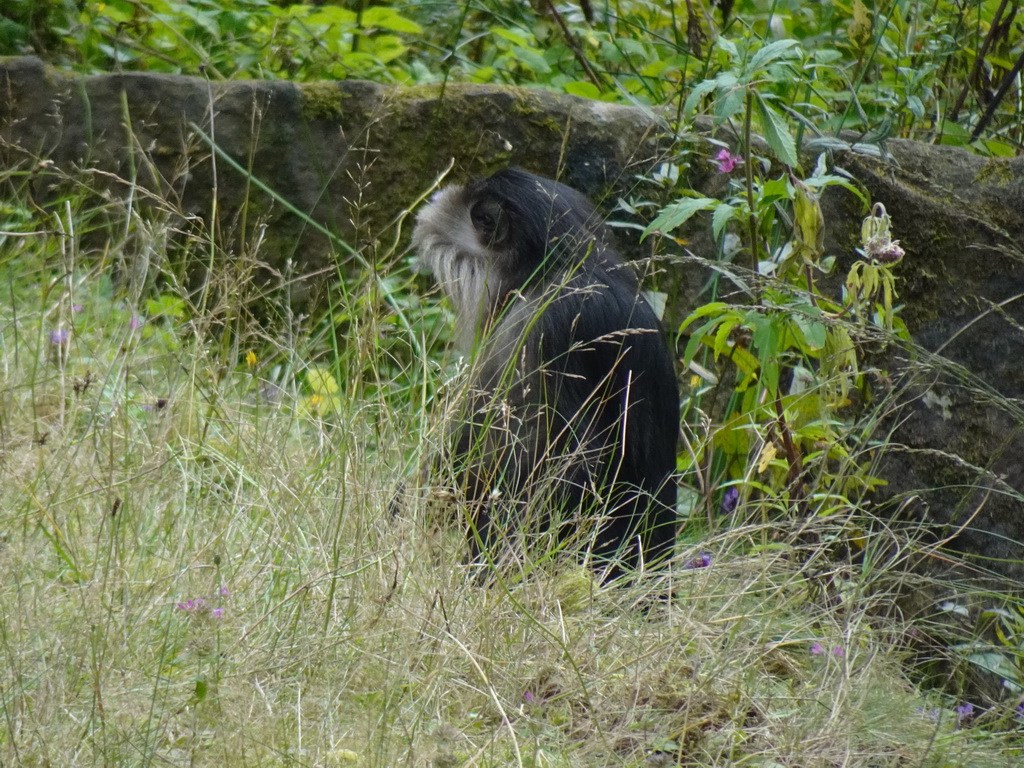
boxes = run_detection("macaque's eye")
[470,198,509,247]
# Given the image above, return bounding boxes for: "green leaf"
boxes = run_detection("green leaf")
[643,197,718,239]
[907,95,924,118]
[794,315,827,351]
[683,78,719,116]
[362,7,423,34]
[306,6,356,25]
[681,310,730,361]
[513,45,551,73]
[711,203,736,241]
[716,37,739,60]
[713,317,739,358]
[747,39,799,75]
[750,313,779,359]
[759,176,790,204]
[490,26,529,46]
[564,81,602,99]
[756,95,798,166]
[683,302,730,322]
[716,87,745,122]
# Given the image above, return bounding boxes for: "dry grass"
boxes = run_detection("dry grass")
[0,185,1021,767]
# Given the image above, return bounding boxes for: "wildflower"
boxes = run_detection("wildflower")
[684,552,712,570]
[859,203,905,265]
[714,148,742,173]
[915,706,941,723]
[865,238,905,265]
[129,315,143,330]
[810,642,825,655]
[176,587,229,618]
[49,329,70,345]
[955,702,974,724]
[72,304,84,313]
[721,486,739,514]
[524,691,536,704]
[833,646,846,657]
[245,350,258,368]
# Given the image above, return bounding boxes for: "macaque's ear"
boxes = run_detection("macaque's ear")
[469,196,510,248]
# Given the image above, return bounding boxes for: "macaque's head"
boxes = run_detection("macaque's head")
[412,168,608,336]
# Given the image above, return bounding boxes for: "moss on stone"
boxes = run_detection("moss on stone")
[974,157,1014,186]
[299,81,345,122]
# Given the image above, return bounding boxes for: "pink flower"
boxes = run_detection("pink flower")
[810,642,824,655]
[715,149,742,173]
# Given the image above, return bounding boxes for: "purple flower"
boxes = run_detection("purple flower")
[177,588,230,618]
[72,304,84,313]
[714,148,742,173]
[916,706,941,723]
[833,646,846,657]
[721,486,740,514]
[684,552,712,570]
[810,642,824,655]
[49,329,70,345]
[129,316,143,330]
[524,691,536,704]
[955,703,974,723]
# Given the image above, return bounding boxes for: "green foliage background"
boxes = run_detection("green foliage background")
[3,0,1022,152]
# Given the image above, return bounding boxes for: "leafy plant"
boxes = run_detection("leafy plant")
[647,110,907,516]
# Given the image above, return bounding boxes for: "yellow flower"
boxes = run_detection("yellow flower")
[245,350,258,368]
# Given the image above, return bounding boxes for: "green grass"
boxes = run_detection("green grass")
[1,189,1022,767]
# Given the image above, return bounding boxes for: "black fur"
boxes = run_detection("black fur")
[413,168,679,574]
